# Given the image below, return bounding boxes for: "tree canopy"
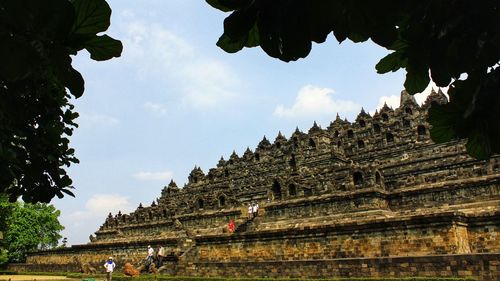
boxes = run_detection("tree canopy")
[207,0,500,159]
[0,0,122,202]
[0,195,64,263]
[0,194,11,266]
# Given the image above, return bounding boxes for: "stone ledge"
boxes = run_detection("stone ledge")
[262,176,499,214]
[192,252,500,265]
[102,220,175,231]
[390,174,500,195]
[183,253,499,281]
[29,237,179,256]
[195,211,498,244]
[264,188,389,211]
[175,208,242,221]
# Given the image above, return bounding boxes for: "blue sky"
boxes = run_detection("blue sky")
[53,0,437,245]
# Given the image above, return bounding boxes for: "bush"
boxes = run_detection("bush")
[0,249,8,267]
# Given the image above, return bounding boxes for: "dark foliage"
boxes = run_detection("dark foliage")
[208,0,500,159]
[0,0,122,202]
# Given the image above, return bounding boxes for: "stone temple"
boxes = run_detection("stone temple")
[14,90,499,280]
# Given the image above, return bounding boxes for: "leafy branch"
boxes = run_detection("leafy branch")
[0,0,122,202]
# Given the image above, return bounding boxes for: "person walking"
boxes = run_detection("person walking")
[103,257,116,281]
[252,202,259,218]
[228,219,235,233]
[247,203,253,219]
[157,246,165,267]
[146,245,154,266]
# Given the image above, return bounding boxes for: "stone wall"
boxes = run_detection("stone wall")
[24,238,179,270]
[9,254,499,280]
[388,179,499,211]
[175,254,499,280]
[189,212,497,263]
[468,216,500,253]
[13,90,500,280]
[178,209,242,234]
[263,189,390,221]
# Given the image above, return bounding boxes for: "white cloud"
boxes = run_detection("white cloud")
[144,102,168,115]
[66,194,133,227]
[371,95,400,115]
[85,194,132,214]
[182,59,239,108]
[123,21,194,75]
[119,14,241,110]
[273,85,360,118]
[132,170,173,181]
[78,113,120,128]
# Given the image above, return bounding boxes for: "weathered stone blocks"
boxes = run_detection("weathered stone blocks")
[14,90,500,280]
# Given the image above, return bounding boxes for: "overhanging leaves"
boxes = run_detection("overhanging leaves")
[217,34,246,53]
[206,0,252,12]
[428,103,457,144]
[51,46,85,98]
[64,67,85,98]
[404,62,430,95]
[465,126,492,160]
[84,35,123,61]
[0,34,40,81]
[245,23,260,47]
[376,52,406,74]
[207,0,500,159]
[429,69,500,159]
[71,0,111,35]
[0,0,121,202]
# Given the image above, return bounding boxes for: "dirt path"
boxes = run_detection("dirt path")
[0,276,79,281]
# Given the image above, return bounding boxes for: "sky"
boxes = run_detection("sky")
[53,0,437,245]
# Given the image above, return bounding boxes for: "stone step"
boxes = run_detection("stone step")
[397,198,500,216]
[253,200,500,232]
[255,209,394,231]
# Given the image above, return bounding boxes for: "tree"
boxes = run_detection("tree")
[207,0,500,159]
[0,194,10,267]
[0,0,122,203]
[0,197,64,263]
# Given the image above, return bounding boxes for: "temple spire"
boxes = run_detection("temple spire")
[168,179,178,188]
[308,121,321,134]
[258,135,271,149]
[400,89,417,107]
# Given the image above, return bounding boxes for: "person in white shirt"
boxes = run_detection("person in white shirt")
[247,204,253,219]
[146,245,154,266]
[157,246,165,267]
[252,202,259,218]
[103,257,116,281]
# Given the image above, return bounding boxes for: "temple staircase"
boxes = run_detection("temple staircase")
[234,217,254,233]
